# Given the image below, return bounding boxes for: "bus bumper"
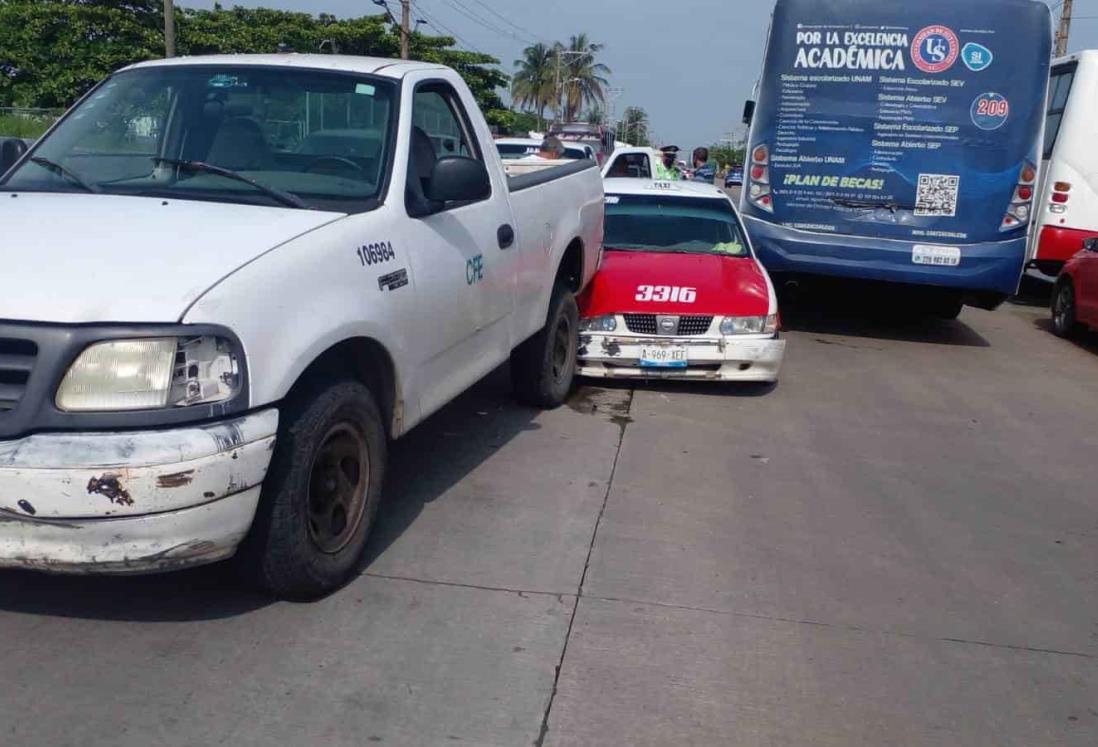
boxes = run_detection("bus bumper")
[743,217,1026,301]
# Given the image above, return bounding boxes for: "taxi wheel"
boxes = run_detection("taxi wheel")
[511,283,578,408]
[1052,280,1080,338]
[239,379,386,600]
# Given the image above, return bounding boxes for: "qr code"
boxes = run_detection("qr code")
[915,174,960,217]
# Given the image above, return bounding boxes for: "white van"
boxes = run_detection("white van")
[1030,51,1098,276]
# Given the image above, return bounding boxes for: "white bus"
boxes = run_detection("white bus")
[1030,51,1098,277]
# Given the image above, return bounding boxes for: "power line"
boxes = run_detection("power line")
[436,0,538,44]
[465,0,546,43]
[411,0,494,59]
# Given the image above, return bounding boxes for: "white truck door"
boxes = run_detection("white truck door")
[401,79,517,416]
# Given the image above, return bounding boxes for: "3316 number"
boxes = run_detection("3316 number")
[635,285,697,303]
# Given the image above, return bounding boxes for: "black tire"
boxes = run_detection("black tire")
[1052,280,1080,338]
[239,380,387,600]
[511,283,578,408]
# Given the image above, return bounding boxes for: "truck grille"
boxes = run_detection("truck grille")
[623,314,714,336]
[0,338,37,413]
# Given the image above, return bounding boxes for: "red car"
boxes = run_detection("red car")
[577,179,786,381]
[1052,237,1098,337]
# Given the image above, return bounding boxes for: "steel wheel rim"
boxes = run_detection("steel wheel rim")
[1055,285,1073,330]
[551,314,574,382]
[307,422,370,554]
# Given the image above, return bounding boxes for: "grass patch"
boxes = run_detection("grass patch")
[0,114,55,139]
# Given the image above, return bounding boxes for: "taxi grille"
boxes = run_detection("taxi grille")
[623,314,658,335]
[0,338,37,413]
[623,314,714,336]
[677,316,714,336]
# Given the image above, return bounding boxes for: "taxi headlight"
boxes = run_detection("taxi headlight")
[579,315,617,332]
[57,336,242,412]
[720,315,778,336]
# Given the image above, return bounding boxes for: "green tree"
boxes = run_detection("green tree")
[616,106,650,147]
[0,0,162,108]
[557,34,610,122]
[708,143,746,171]
[511,42,555,130]
[0,1,508,120]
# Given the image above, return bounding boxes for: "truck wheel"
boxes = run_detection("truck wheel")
[511,283,578,408]
[241,380,386,600]
[1052,280,1080,338]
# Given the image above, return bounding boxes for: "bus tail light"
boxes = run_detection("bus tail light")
[1050,181,1072,207]
[1000,160,1037,231]
[748,144,774,213]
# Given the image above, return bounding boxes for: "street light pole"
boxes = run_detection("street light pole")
[163,0,176,58]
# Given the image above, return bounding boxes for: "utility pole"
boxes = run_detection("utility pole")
[400,0,411,60]
[163,0,176,58]
[1056,0,1073,57]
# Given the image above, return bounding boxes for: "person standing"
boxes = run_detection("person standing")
[655,145,682,181]
[691,146,716,183]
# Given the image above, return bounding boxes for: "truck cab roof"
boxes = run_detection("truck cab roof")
[122,54,448,80]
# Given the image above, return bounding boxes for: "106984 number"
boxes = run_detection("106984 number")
[357,241,395,266]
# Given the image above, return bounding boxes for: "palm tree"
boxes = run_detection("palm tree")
[617,106,649,146]
[512,43,555,130]
[558,34,611,123]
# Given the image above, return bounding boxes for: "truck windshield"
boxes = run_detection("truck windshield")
[605,195,749,257]
[0,65,397,212]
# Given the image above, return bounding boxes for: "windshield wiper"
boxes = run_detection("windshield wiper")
[830,197,913,212]
[152,158,308,209]
[29,157,101,193]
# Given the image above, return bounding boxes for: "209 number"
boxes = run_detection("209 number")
[357,241,395,266]
[636,285,697,303]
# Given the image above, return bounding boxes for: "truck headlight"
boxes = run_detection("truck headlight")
[57,336,242,412]
[579,315,617,332]
[720,315,779,336]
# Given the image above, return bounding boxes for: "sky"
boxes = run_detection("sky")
[181,0,1097,149]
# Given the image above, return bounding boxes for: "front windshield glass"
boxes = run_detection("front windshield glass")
[0,65,397,212]
[604,194,749,257]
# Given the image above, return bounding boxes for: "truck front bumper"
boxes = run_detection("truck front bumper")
[578,334,786,382]
[0,409,278,574]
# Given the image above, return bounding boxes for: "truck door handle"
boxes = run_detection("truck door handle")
[498,224,515,249]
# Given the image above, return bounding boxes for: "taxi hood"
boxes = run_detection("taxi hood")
[0,192,343,323]
[580,249,774,317]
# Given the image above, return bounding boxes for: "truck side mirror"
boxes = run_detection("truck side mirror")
[742,100,756,126]
[426,156,490,204]
[0,138,29,176]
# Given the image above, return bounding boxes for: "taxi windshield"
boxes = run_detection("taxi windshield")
[0,65,397,212]
[604,194,749,256]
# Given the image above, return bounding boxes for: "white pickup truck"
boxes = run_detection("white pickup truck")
[0,54,604,598]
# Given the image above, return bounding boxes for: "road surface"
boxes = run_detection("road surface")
[1,296,1095,746]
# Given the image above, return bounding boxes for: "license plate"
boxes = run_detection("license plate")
[640,345,688,368]
[912,244,961,267]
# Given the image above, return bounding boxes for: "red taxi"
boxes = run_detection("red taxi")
[577,180,786,381]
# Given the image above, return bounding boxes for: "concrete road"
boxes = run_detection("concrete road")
[2,299,1097,746]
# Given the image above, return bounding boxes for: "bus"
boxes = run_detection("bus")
[741,0,1053,315]
[1029,51,1098,278]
